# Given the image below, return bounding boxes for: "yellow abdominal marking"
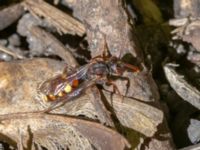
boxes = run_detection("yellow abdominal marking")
[43,95,48,102]
[64,84,72,93]
[58,91,64,97]
[48,94,56,101]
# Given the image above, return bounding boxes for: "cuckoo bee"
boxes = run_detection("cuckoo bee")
[39,53,140,112]
[39,35,140,111]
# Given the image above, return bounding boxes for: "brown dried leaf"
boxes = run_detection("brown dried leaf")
[182,27,200,51]
[29,26,78,66]
[109,94,163,137]
[170,18,200,47]
[0,112,130,150]
[180,143,200,150]
[23,0,85,36]
[0,3,24,31]
[65,0,142,58]
[173,0,200,18]
[0,58,65,114]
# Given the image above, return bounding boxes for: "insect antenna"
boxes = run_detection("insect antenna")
[122,62,140,72]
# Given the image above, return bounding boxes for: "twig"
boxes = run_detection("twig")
[0,45,24,59]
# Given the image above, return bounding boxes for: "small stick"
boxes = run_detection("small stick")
[0,45,24,59]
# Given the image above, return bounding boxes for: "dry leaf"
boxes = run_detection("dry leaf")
[0,3,24,31]
[164,64,200,110]
[23,0,85,36]
[0,112,130,150]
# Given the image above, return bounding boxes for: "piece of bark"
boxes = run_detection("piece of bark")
[170,18,200,52]
[105,92,163,137]
[63,0,143,59]
[22,0,85,36]
[187,50,200,67]
[173,0,200,18]
[164,64,200,110]
[187,119,200,144]
[0,3,24,31]
[0,112,130,150]
[29,26,78,67]
[17,13,78,66]
[170,1,200,67]
[179,143,200,150]
[170,0,200,44]
[0,59,65,114]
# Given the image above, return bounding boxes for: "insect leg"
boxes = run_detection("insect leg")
[123,63,140,72]
[107,80,124,103]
